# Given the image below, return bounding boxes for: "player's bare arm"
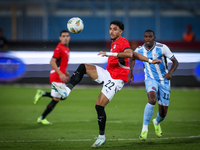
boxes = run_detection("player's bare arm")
[98,49,133,58]
[128,58,135,84]
[164,57,179,80]
[133,52,162,64]
[98,50,161,64]
[118,49,133,58]
[50,57,68,82]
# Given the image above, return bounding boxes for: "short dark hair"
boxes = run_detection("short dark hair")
[60,30,69,36]
[110,20,124,31]
[144,29,155,36]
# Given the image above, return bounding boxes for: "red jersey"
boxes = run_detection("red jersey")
[106,36,131,82]
[50,42,70,83]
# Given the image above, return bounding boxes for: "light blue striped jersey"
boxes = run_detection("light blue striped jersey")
[135,42,174,86]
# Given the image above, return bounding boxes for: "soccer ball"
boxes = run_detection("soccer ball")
[67,17,84,34]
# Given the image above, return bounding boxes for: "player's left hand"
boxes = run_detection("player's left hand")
[164,73,172,80]
[65,70,70,81]
[98,51,106,57]
[152,59,162,64]
[128,71,134,84]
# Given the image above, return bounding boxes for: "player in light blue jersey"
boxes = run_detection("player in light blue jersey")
[128,29,179,141]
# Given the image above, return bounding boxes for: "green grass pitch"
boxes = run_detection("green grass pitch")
[0,84,200,150]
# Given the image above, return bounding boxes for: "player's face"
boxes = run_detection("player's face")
[143,32,156,48]
[59,32,71,46]
[109,24,122,41]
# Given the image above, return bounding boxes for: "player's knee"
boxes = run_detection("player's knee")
[53,97,61,101]
[147,91,157,105]
[148,99,156,105]
[148,96,156,105]
[77,64,86,74]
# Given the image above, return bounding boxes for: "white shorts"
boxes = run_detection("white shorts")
[51,82,67,98]
[94,65,124,101]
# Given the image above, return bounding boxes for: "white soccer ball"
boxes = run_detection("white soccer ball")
[67,17,84,34]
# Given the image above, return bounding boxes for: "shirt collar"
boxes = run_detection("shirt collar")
[144,42,156,51]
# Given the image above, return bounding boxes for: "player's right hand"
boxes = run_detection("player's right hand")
[98,51,106,57]
[152,59,162,64]
[59,73,68,82]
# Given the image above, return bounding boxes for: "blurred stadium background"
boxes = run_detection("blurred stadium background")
[0,0,200,87]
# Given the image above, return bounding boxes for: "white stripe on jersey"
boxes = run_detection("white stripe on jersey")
[152,49,164,84]
[50,67,60,74]
[143,49,154,80]
[118,62,130,69]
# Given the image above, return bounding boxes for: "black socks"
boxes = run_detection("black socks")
[41,99,58,119]
[43,92,52,98]
[67,64,86,90]
[95,105,106,135]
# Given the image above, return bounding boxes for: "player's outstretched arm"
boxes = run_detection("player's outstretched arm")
[132,52,162,64]
[98,49,133,58]
[98,50,161,64]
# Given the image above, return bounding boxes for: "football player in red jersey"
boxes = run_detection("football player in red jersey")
[34,30,70,124]
[52,20,161,147]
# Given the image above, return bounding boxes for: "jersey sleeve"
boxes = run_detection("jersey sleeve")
[121,39,131,52]
[134,47,140,53]
[53,47,61,59]
[163,44,174,60]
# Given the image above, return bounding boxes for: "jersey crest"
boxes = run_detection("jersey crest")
[153,53,159,58]
[110,44,116,52]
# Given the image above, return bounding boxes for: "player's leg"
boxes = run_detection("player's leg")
[42,92,52,98]
[157,105,168,122]
[140,79,158,141]
[91,93,109,148]
[67,63,98,87]
[91,67,108,148]
[34,89,43,104]
[152,105,168,137]
[92,69,124,147]
[37,83,65,124]
[37,97,59,125]
[52,64,98,98]
[34,90,53,104]
[152,84,170,137]
[95,92,110,135]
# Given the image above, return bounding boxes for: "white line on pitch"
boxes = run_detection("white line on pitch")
[1,135,200,143]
